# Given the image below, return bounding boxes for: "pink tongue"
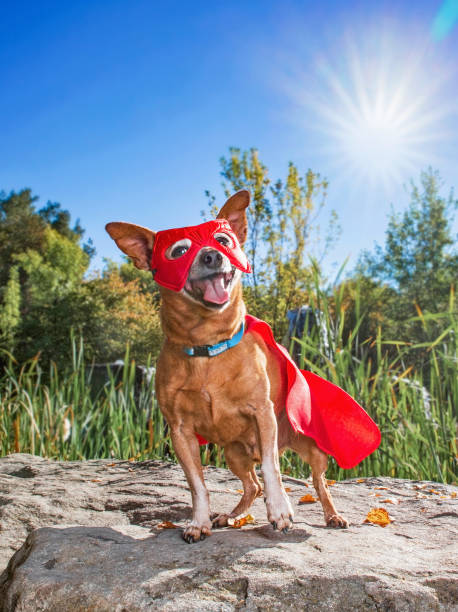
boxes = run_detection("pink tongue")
[203,275,229,304]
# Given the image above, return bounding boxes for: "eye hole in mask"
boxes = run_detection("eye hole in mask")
[166,238,192,260]
[214,232,235,248]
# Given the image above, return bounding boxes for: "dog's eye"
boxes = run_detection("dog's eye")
[214,232,234,248]
[166,239,191,260]
[171,245,189,258]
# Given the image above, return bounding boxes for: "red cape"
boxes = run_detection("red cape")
[196,314,381,469]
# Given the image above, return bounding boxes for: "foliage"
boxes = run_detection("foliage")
[0,286,455,483]
[81,266,163,364]
[360,169,457,304]
[0,190,163,367]
[0,189,94,286]
[0,163,456,484]
[357,169,458,367]
[0,267,21,350]
[0,189,96,364]
[282,268,457,483]
[205,147,340,337]
[0,342,171,462]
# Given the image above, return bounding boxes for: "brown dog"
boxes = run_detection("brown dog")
[106,190,348,543]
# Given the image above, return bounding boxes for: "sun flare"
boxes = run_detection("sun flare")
[282,25,454,192]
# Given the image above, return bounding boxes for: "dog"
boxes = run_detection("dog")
[106,190,380,543]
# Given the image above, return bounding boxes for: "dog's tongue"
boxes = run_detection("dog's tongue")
[202,275,229,304]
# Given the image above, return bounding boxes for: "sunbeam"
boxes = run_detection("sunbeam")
[280,23,456,194]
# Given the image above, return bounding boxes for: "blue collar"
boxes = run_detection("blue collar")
[183,321,245,357]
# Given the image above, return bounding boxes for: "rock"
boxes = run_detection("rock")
[0,454,457,611]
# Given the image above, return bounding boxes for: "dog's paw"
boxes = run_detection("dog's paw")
[326,513,349,528]
[182,521,212,543]
[210,513,230,528]
[266,493,294,533]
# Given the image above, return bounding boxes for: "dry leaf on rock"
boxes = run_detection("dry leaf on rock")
[299,494,318,504]
[364,508,392,527]
[374,486,388,490]
[356,478,365,483]
[228,514,255,528]
[157,521,179,529]
[327,480,336,486]
[381,498,398,505]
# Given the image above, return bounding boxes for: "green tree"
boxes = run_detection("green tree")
[80,265,163,364]
[359,168,457,311]
[0,189,47,286]
[12,228,91,364]
[206,147,340,337]
[0,266,21,351]
[357,169,457,369]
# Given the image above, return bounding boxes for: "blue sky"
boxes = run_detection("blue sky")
[1,0,457,277]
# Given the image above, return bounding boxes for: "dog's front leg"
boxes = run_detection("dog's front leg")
[169,425,212,543]
[256,403,294,532]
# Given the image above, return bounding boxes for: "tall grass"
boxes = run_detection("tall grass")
[0,340,173,463]
[0,285,456,483]
[281,277,457,483]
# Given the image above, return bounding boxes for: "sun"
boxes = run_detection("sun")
[281,24,454,193]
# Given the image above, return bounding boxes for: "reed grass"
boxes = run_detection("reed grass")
[0,285,456,483]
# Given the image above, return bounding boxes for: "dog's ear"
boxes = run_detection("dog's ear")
[105,222,155,270]
[217,190,250,246]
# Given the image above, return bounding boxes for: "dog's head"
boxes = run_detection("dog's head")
[106,190,250,312]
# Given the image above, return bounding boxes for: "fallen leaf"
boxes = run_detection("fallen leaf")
[128,457,135,462]
[428,489,440,495]
[381,498,399,505]
[374,486,388,490]
[157,521,179,529]
[326,480,336,486]
[236,489,243,494]
[228,514,255,528]
[299,494,318,504]
[451,492,457,499]
[90,479,102,482]
[284,487,292,492]
[356,478,365,483]
[364,508,392,527]
[106,462,116,467]
[414,484,428,490]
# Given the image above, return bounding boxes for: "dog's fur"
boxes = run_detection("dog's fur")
[106,190,348,543]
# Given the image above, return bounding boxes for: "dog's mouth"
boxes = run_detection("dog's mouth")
[184,268,235,308]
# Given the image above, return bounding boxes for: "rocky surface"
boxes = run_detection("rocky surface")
[0,453,457,611]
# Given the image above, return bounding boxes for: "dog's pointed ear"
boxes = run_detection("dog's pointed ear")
[105,222,155,270]
[216,190,250,246]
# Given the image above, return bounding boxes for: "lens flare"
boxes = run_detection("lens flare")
[279,23,456,193]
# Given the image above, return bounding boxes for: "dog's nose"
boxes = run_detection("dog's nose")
[200,249,223,269]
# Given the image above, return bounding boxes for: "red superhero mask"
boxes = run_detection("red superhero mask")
[150,219,251,292]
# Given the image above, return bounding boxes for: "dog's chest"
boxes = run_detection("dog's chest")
[176,363,264,445]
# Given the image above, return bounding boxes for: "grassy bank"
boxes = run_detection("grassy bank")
[0,290,456,483]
